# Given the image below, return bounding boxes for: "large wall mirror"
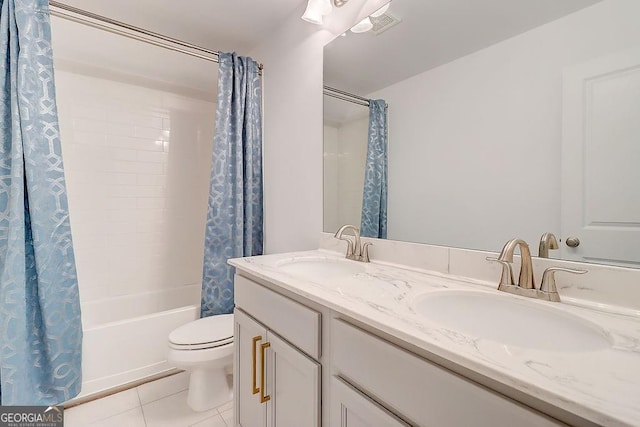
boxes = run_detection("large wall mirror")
[323,0,640,268]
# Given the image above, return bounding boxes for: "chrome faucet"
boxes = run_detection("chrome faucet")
[488,238,587,302]
[538,232,559,258]
[334,224,371,262]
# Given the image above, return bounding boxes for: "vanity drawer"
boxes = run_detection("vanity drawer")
[331,376,410,427]
[235,274,321,359]
[332,319,564,427]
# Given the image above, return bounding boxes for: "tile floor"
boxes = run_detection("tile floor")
[65,372,233,427]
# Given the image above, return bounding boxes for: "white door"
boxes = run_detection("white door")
[561,48,640,266]
[265,331,320,427]
[234,309,267,427]
[330,377,409,427]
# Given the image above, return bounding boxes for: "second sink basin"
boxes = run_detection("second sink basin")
[276,256,366,281]
[412,290,611,352]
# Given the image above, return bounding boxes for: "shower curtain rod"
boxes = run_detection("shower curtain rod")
[323,85,370,107]
[48,1,264,71]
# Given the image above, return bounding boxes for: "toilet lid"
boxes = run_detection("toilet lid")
[169,314,234,350]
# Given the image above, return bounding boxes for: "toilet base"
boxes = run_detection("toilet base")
[186,367,233,412]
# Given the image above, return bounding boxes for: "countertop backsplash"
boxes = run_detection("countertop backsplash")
[319,232,640,314]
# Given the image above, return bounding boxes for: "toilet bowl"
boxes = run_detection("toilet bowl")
[168,313,234,411]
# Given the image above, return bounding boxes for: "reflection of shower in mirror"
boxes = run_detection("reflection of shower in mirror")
[324,0,640,269]
[323,87,388,239]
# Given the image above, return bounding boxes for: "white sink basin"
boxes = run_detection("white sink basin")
[276,257,366,281]
[412,291,611,352]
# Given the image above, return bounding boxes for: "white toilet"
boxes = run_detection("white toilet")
[168,314,234,411]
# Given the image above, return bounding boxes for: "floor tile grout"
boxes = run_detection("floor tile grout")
[135,387,148,427]
[69,375,233,427]
[69,391,141,426]
[140,387,189,407]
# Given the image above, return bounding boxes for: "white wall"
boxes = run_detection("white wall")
[251,0,388,253]
[55,68,215,304]
[369,0,640,252]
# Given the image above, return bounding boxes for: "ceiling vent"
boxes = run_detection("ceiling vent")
[370,12,401,35]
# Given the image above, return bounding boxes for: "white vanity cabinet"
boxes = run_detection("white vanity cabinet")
[233,275,321,427]
[331,376,410,427]
[234,309,267,427]
[233,272,569,427]
[331,319,566,427]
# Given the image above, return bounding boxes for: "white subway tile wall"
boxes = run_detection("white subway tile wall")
[323,116,369,232]
[55,70,216,304]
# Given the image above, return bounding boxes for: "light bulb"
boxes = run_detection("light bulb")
[350,17,373,33]
[302,1,324,24]
[370,2,390,18]
[302,0,333,24]
[318,0,333,15]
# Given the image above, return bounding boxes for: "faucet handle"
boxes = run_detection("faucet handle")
[486,257,515,288]
[344,239,356,257]
[360,242,372,263]
[539,267,587,301]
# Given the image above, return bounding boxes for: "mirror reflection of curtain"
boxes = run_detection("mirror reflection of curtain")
[0,0,82,404]
[360,99,388,238]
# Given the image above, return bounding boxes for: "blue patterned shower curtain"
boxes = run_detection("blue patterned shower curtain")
[201,52,263,317]
[0,0,82,405]
[360,99,388,238]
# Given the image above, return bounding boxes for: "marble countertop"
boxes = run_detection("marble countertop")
[229,249,640,427]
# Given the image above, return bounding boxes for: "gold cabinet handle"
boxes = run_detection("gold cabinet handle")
[251,336,262,395]
[260,341,271,403]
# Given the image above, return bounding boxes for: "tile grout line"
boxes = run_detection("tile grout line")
[136,387,148,427]
[186,410,225,427]
[69,400,139,426]
[139,386,189,407]
[65,369,183,409]
[136,371,189,407]
[216,408,226,427]
[218,402,233,427]
[70,375,228,427]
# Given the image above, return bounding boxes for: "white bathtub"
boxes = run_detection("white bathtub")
[73,285,201,400]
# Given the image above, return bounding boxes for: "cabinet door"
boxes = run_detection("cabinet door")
[331,377,409,427]
[234,309,268,427]
[265,331,321,427]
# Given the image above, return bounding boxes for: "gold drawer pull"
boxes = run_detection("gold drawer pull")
[252,336,262,395]
[260,341,271,403]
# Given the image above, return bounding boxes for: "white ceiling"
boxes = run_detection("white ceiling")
[50,0,307,100]
[54,0,307,53]
[51,16,221,100]
[324,0,602,99]
[49,0,603,111]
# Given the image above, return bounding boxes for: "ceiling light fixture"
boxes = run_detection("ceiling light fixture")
[370,2,390,18]
[302,0,351,25]
[302,0,334,25]
[350,16,373,33]
[348,1,391,34]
